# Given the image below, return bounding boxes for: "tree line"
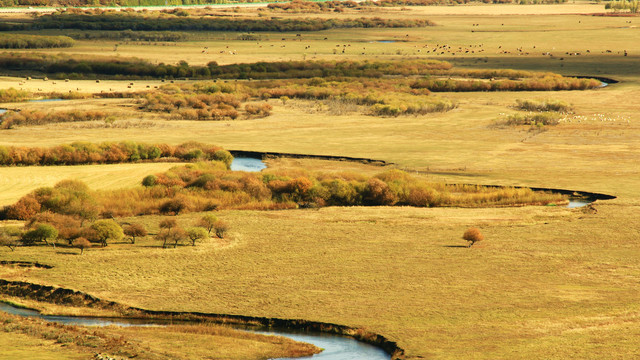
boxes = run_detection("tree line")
[1,13,432,32]
[0,34,74,49]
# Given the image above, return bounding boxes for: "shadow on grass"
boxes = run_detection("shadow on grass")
[442,245,469,248]
[55,250,81,255]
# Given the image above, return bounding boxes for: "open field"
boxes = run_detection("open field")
[1,2,640,359]
[2,203,640,359]
[0,162,179,206]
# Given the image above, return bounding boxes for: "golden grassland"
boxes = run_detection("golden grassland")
[0,163,179,206]
[0,330,86,360]
[1,203,639,359]
[0,4,640,359]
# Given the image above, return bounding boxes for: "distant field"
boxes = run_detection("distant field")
[0,163,179,206]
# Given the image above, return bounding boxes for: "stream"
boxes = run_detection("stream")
[0,302,391,360]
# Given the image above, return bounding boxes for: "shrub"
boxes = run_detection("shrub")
[462,227,484,247]
[159,197,188,215]
[245,102,273,117]
[6,195,41,220]
[142,175,158,187]
[363,178,397,205]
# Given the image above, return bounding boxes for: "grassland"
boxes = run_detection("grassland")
[0,2,639,359]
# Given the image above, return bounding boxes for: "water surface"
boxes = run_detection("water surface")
[230,157,267,172]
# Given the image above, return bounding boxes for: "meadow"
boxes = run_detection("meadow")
[0,1,639,359]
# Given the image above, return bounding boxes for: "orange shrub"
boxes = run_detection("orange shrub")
[462,228,484,247]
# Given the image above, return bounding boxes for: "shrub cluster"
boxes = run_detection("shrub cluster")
[67,30,188,42]
[0,34,74,49]
[4,164,565,219]
[141,92,242,120]
[515,99,572,113]
[0,141,233,167]
[0,88,31,102]
[267,0,360,12]
[0,109,108,129]
[503,112,563,126]
[411,76,601,92]
[605,0,639,13]
[369,98,456,116]
[244,102,273,118]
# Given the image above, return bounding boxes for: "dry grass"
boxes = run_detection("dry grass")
[1,203,639,359]
[0,330,86,360]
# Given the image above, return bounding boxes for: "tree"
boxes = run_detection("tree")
[0,229,17,251]
[22,223,58,247]
[124,223,147,244]
[463,227,484,248]
[198,213,218,235]
[90,219,124,247]
[156,225,186,248]
[159,218,177,231]
[186,227,208,246]
[170,226,187,248]
[73,237,91,255]
[213,220,229,239]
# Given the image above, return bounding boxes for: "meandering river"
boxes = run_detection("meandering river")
[0,302,391,360]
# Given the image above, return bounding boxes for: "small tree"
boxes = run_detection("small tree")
[170,226,187,248]
[0,230,17,251]
[463,227,484,248]
[198,213,218,235]
[213,220,229,239]
[90,219,124,247]
[186,227,208,246]
[159,218,177,232]
[124,223,147,244]
[73,237,91,255]
[22,223,58,247]
[156,225,186,248]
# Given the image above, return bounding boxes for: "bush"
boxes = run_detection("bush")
[142,175,158,187]
[159,197,188,215]
[462,227,484,247]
